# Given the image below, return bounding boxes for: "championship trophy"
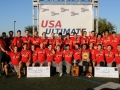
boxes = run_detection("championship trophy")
[71,60,79,76]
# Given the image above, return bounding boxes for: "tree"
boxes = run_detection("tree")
[94,18,116,34]
[24,26,37,35]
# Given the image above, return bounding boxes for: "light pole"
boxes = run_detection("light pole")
[14,21,16,37]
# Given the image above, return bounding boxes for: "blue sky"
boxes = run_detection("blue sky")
[0,0,120,36]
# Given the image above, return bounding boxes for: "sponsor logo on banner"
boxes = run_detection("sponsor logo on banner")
[51,11,59,16]
[61,7,69,12]
[70,11,79,16]
[81,8,89,12]
[41,8,49,12]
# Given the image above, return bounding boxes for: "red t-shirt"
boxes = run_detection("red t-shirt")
[71,37,80,47]
[95,50,105,64]
[36,48,46,62]
[31,36,40,47]
[48,38,56,49]
[96,38,103,45]
[88,36,96,45]
[55,38,63,46]
[115,50,120,65]
[64,38,73,50]
[0,38,5,51]
[46,49,55,62]
[22,36,32,49]
[21,50,31,63]
[73,49,81,61]
[54,51,63,64]
[102,36,112,47]
[8,37,14,51]
[12,36,23,49]
[110,36,119,50]
[31,50,38,63]
[90,49,96,61]
[2,38,10,51]
[39,38,48,48]
[63,50,73,64]
[6,51,21,66]
[80,36,89,45]
[105,50,114,64]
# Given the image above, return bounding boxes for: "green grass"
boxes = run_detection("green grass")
[0,72,119,90]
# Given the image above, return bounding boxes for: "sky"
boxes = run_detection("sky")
[0,0,120,36]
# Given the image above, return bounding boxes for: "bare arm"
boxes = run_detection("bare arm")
[0,45,6,52]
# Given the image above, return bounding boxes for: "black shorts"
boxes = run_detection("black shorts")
[0,51,9,63]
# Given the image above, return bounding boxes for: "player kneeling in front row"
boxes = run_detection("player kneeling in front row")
[63,44,73,74]
[115,44,120,76]
[19,43,31,78]
[105,45,116,67]
[53,45,63,77]
[73,43,81,66]
[79,44,93,78]
[0,45,20,78]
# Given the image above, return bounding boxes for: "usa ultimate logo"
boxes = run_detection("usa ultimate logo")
[41,8,49,12]
[70,11,79,16]
[51,11,59,16]
[81,8,89,12]
[61,7,69,12]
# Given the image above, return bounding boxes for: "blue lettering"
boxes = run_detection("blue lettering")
[46,28,51,34]
[71,29,75,34]
[63,28,70,34]
[56,28,61,34]
[76,28,80,34]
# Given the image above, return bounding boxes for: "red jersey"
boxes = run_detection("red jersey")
[48,38,56,49]
[115,50,120,65]
[36,48,46,62]
[105,50,114,64]
[22,36,31,49]
[31,36,40,47]
[102,36,112,47]
[56,38,63,46]
[71,37,80,47]
[39,38,48,48]
[80,36,89,45]
[63,50,73,64]
[46,49,55,62]
[0,38,5,51]
[111,36,119,50]
[90,49,96,61]
[73,49,81,61]
[6,51,21,66]
[96,38,103,45]
[8,37,14,51]
[54,51,63,64]
[95,50,105,64]
[64,38,73,50]
[21,50,31,63]
[88,36,96,45]
[2,37,10,51]
[31,50,38,63]
[12,36,23,49]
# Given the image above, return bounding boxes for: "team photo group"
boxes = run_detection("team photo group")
[0,29,120,79]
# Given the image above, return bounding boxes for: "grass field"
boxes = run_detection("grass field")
[0,71,120,90]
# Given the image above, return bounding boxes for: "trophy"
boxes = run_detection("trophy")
[82,52,89,61]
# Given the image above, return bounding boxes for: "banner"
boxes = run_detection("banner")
[39,5,93,37]
[94,67,119,78]
[27,67,50,77]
